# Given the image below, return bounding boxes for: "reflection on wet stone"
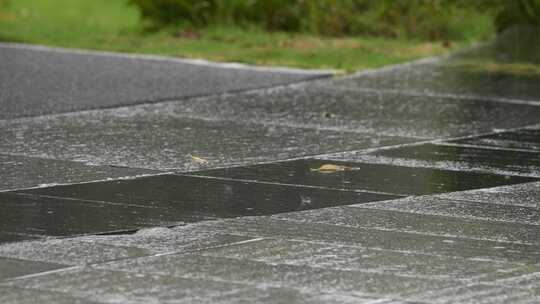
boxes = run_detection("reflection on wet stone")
[193,159,537,195]
[0,174,399,241]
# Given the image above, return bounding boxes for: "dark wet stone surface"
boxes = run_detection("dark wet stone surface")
[12,174,398,237]
[452,127,540,152]
[193,159,537,195]
[0,154,157,191]
[0,232,38,244]
[0,44,329,120]
[0,108,405,172]
[0,192,187,239]
[352,143,540,177]
[0,257,65,280]
[171,85,540,139]
[330,60,540,103]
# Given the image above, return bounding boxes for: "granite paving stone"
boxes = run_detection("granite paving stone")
[329,60,540,104]
[0,238,148,265]
[357,196,540,225]
[162,85,540,139]
[188,238,524,282]
[415,283,537,304]
[438,182,540,208]
[0,44,329,119]
[0,153,158,192]
[0,286,101,304]
[324,142,540,177]
[202,217,540,264]
[452,127,540,152]
[0,107,403,172]
[0,257,66,280]
[97,253,463,300]
[274,206,540,245]
[2,267,387,304]
[193,159,537,195]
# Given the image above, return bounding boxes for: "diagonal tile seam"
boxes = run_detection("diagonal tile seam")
[315,122,540,158]
[320,85,540,107]
[440,195,540,209]
[176,173,408,197]
[338,154,540,178]
[434,141,540,154]
[0,73,329,124]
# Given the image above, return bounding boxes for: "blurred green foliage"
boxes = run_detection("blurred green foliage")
[130,0,540,40]
[130,0,494,40]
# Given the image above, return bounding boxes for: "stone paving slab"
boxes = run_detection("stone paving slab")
[0,192,189,240]
[0,267,394,304]
[0,238,148,265]
[0,108,404,172]
[0,154,158,192]
[329,61,540,104]
[202,217,540,264]
[0,257,65,280]
[323,142,540,177]
[0,44,329,119]
[16,174,398,219]
[452,126,540,152]
[438,182,540,208]
[162,85,540,139]
[357,196,540,225]
[95,253,462,300]
[274,206,540,245]
[193,159,537,195]
[0,286,101,304]
[182,237,523,282]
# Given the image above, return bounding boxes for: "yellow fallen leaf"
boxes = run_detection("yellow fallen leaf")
[310,164,353,173]
[189,154,209,164]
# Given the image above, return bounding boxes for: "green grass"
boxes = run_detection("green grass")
[0,0,494,72]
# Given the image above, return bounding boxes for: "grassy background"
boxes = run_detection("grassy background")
[0,0,494,72]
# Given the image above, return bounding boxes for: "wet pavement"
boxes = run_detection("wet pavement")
[1,28,540,303]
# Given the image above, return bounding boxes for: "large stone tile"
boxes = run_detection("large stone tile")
[17,174,398,223]
[330,60,540,104]
[193,159,536,195]
[452,127,540,152]
[275,206,540,245]
[438,182,540,208]
[325,143,540,177]
[0,192,189,240]
[161,84,540,139]
[0,43,329,119]
[0,257,65,280]
[0,107,403,172]
[191,238,522,282]
[3,267,382,304]
[0,232,39,244]
[0,154,157,191]
[205,217,540,264]
[0,238,148,265]
[416,284,537,304]
[357,196,540,226]
[99,253,462,300]
[0,286,100,304]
